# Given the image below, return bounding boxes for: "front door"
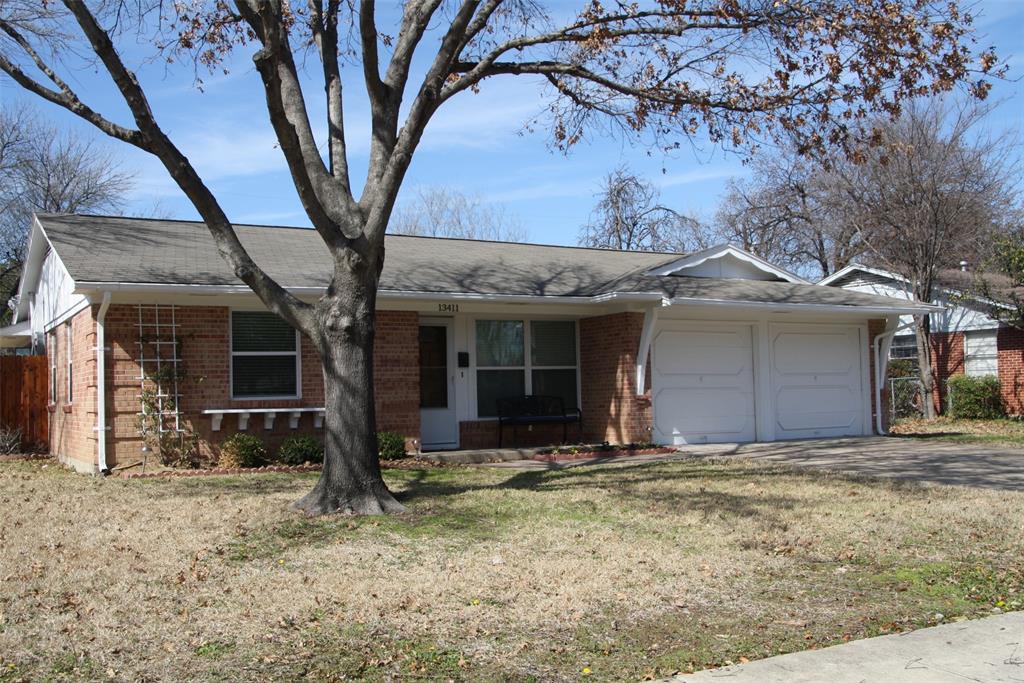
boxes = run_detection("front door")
[419,319,458,449]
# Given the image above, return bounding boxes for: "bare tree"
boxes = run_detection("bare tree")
[389,186,526,241]
[712,150,866,278]
[838,100,1017,417]
[0,106,132,324]
[580,166,703,252]
[0,0,1000,514]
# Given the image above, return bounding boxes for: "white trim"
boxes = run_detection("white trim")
[820,263,1013,313]
[665,296,940,315]
[41,298,91,334]
[65,321,73,404]
[818,263,901,287]
[95,292,111,473]
[635,306,660,395]
[228,310,302,401]
[48,329,57,405]
[645,244,810,284]
[419,317,459,449]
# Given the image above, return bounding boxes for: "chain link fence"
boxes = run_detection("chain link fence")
[888,376,924,421]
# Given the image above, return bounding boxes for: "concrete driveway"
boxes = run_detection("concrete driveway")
[684,436,1024,491]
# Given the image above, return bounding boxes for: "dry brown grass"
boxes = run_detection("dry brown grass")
[892,417,1024,447]
[1,457,1022,682]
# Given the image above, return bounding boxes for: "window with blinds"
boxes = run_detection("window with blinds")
[475,319,578,417]
[964,330,998,377]
[231,311,300,398]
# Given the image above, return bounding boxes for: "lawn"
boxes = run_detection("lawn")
[1,458,1022,682]
[891,417,1024,448]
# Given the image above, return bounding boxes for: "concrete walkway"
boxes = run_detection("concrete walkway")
[437,437,1024,491]
[669,611,1024,682]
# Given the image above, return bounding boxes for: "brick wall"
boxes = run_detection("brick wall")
[86,305,420,468]
[930,331,964,413]
[48,306,98,472]
[578,312,652,445]
[458,419,584,451]
[997,327,1024,414]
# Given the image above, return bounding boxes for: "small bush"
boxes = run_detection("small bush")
[276,435,323,465]
[0,427,22,455]
[218,433,266,469]
[948,375,1005,419]
[377,431,406,460]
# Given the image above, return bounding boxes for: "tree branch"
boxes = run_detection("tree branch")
[309,0,352,195]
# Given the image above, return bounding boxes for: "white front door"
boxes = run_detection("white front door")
[651,323,757,444]
[419,319,458,450]
[769,323,866,439]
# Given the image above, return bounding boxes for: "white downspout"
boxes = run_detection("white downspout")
[95,292,111,474]
[635,305,661,394]
[873,317,914,436]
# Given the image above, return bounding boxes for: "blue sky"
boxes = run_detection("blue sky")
[1,0,1022,246]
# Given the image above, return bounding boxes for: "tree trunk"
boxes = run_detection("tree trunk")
[293,264,405,516]
[913,314,937,419]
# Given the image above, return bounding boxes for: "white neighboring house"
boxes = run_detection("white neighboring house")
[821,263,1019,412]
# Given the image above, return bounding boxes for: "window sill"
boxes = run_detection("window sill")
[62,405,73,414]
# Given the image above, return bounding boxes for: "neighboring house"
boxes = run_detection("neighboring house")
[821,264,1024,414]
[1,214,931,474]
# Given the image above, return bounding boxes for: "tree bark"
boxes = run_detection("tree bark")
[293,258,404,516]
[913,314,937,419]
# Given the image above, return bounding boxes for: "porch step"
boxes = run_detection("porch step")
[420,448,538,465]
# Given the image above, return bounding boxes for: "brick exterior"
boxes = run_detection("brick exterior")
[458,419,584,450]
[997,327,1024,415]
[929,331,965,413]
[578,312,652,445]
[47,306,99,471]
[51,305,422,469]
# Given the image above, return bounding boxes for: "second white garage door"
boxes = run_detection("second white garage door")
[652,324,756,444]
[770,324,866,439]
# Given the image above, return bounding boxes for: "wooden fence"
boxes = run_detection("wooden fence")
[0,356,48,450]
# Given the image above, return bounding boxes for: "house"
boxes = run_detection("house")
[820,264,1024,414]
[1,214,933,473]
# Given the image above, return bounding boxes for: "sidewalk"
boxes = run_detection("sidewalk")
[670,611,1024,682]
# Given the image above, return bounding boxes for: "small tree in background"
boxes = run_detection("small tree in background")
[389,186,526,242]
[579,166,703,252]
[0,106,132,324]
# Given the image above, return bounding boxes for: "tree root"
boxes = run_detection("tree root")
[293,483,406,516]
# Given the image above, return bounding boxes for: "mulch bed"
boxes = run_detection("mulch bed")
[532,446,677,462]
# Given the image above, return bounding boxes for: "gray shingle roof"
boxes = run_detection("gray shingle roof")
[36,213,930,310]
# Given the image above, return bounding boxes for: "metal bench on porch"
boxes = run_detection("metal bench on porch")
[496,395,581,448]
[202,407,325,432]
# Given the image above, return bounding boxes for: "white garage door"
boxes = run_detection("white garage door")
[652,325,756,444]
[770,324,866,439]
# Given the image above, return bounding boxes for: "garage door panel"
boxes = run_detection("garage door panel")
[652,325,756,444]
[776,385,859,431]
[771,325,865,439]
[655,330,751,376]
[773,332,859,375]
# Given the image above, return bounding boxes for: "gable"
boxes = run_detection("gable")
[645,244,808,283]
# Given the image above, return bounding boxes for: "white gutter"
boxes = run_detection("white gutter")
[665,296,941,316]
[94,292,111,474]
[873,317,915,436]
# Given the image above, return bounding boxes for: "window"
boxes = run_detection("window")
[474,319,578,417]
[65,323,73,403]
[49,330,57,404]
[230,311,300,398]
[964,330,998,377]
[889,334,918,361]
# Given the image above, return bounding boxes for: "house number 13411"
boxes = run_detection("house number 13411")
[437,303,459,313]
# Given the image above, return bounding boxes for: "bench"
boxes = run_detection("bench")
[496,395,581,448]
[201,407,324,432]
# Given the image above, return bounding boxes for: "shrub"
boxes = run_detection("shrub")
[218,433,266,469]
[947,375,1005,419]
[0,427,22,455]
[377,431,406,460]
[276,435,323,465]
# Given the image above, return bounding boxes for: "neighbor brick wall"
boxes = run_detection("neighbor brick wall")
[92,305,420,468]
[458,419,584,451]
[48,306,99,472]
[578,312,651,445]
[997,327,1024,415]
[929,331,964,413]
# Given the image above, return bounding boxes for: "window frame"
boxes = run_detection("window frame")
[470,316,581,419]
[228,309,303,401]
[65,322,73,404]
[888,333,919,361]
[49,329,58,405]
[964,329,999,378]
